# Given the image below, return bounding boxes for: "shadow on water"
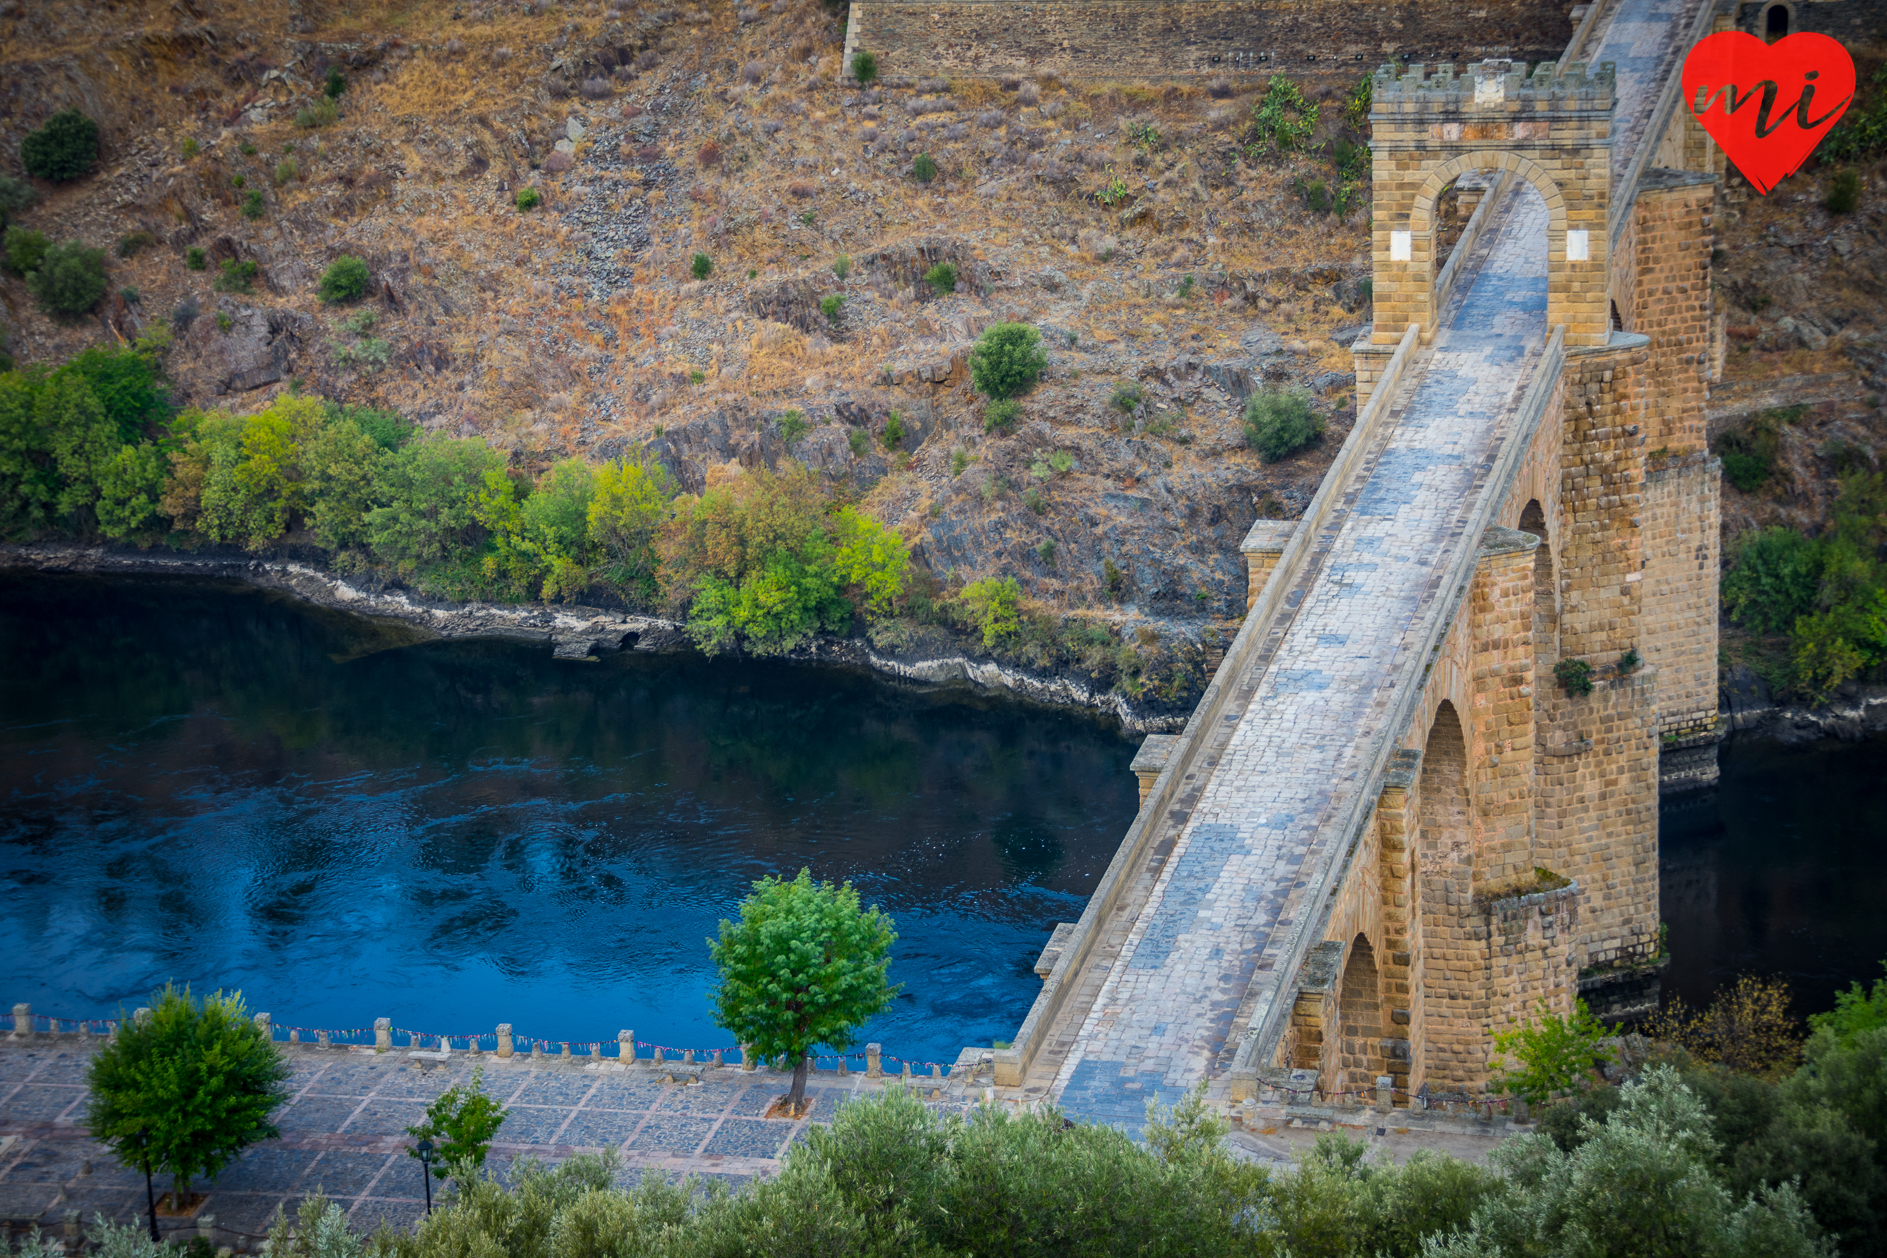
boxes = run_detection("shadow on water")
[1661,733,1887,1017]
[0,573,1139,1065]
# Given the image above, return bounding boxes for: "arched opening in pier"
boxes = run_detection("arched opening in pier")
[1338,932,1387,1094]
[1417,701,1474,1087]
[1519,500,1556,686]
[1763,2,1791,41]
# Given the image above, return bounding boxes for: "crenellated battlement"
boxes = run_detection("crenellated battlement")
[1372,59,1617,114]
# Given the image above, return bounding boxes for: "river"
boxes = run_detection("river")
[2,572,1880,1066]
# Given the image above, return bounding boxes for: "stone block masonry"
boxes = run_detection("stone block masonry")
[846,0,1573,85]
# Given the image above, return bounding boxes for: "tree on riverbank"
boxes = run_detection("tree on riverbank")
[86,983,292,1208]
[709,868,898,1116]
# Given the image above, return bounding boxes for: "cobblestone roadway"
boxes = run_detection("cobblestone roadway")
[0,1042,960,1243]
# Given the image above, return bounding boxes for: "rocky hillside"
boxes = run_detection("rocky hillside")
[0,0,1375,655]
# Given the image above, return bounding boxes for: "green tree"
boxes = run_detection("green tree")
[304,412,388,552]
[317,254,372,303]
[1244,385,1322,462]
[365,437,506,570]
[958,575,1022,647]
[1490,998,1618,1106]
[38,371,121,524]
[85,984,291,1208]
[94,442,169,540]
[587,454,676,606]
[709,868,899,1115]
[26,241,108,316]
[61,342,170,443]
[3,225,49,276]
[969,322,1047,400]
[0,173,40,228]
[1429,1067,1830,1258]
[20,109,100,182]
[1811,961,1887,1046]
[1723,527,1822,634]
[405,1066,507,1181]
[830,507,908,621]
[0,371,58,534]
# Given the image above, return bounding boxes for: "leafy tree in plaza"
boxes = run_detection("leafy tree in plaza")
[709,868,899,1115]
[404,1066,507,1181]
[86,984,291,1209]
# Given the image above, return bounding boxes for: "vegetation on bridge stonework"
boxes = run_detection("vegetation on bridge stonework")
[0,340,1202,702]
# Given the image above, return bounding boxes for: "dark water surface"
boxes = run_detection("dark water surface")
[5,575,1881,1064]
[0,573,1138,1066]
[1661,733,1887,1017]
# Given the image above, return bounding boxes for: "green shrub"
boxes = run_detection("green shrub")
[215,311,233,332]
[983,397,1020,432]
[115,230,155,258]
[20,109,99,182]
[1104,558,1125,598]
[820,293,845,324]
[969,322,1047,399]
[950,448,969,476]
[1554,657,1594,697]
[691,251,712,280]
[185,245,207,271]
[851,50,879,83]
[239,140,257,156]
[1242,386,1321,461]
[1714,409,1793,492]
[1826,168,1861,214]
[317,254,371,303]
[180,137,200,159]
[959,576,1022,647]
[214,258,258,293]
[881,411,904,449]
[119,285,139,303]
[832,253,851,280]
[1036,539,1057,565]
[1048,449,1074,474]
[231,174,246,189]
[294,96,340,129]
[1491,999,1618,1106]
[3,225,49,276]
[1110,381,1144,413]
[273,158,300,187]
[1248,77,1315,159]
[924,261,957,295]
[515,187,541,211]
[1617,647,1642,675]
[1295,175,1332,214]
[912,151,939,183]
[777,408,809,443]
[26,241,108,316]
[324,67,347,99]
[241,189,266,220]
[848,428,869,457]
[0,173,39,227]
[689,369,706,384]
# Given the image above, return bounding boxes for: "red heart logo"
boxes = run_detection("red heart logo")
[1683,31,1854,194]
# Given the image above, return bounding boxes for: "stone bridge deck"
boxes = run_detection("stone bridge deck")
[1037,0,1709,1123]
[1044,183,1554,1125]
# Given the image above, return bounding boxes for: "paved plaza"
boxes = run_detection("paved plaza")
[0,1039,954,1245]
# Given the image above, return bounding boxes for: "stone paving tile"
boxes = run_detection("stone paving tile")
[655,1082,749,1115]
[212,1148,324,1194]
[276,1096,367,1131]
[495,1106,580,1145]
[0,1087,84,1121]
[700,1118,792,1160]
[627,1116,718,1157]
[505,1074,598,1107]
[558,1111,648,1148]
[298,1151,395,1198]
[340,1099,430,1137]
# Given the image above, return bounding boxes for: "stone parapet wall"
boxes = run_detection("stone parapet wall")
[847,0,1574,84]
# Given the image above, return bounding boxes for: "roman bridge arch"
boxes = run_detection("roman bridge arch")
[1366,60,1618,350]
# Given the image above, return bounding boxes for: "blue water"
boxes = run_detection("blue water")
[0,573,1139,1067]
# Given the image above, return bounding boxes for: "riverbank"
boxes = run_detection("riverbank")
[1720,663,1887,744]
[0,542,1194,734]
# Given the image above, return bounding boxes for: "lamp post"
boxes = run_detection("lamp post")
[137,1129,159,1244]
[415,1138,434,1216]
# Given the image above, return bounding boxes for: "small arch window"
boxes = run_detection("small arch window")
[1762,3,1790,41]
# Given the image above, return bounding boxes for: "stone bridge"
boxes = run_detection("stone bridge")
[987,0,1729,1120]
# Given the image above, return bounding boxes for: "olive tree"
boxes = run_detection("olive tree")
[709,868,899,1115]
[86,984,292,1207]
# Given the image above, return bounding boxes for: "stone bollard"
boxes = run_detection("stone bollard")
[931,1064,943,1080]
[374,1018,392,1052]
[316,1030,329,1048]
[1514,1098,1530,1124]
[683,1049,694,1066]
[560,1042,571,1059]
[1375,1076,1393,1113]
[197,1214,216,1243]
[866,1044,883,1079]
[11,1002,30,1039]
[838,1054,849,1076]
[650,1046,664,1067]
[901,1062,912,1083]
[470,1035,481,1057]
[619,1030,635,1062]
[289,1029,300,1044]
[254,1013,271,1042]
[498,1024,514,1058]
[741,1044,756,1072]
[532,1041,544,1062]
[710,1049,723,1068]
